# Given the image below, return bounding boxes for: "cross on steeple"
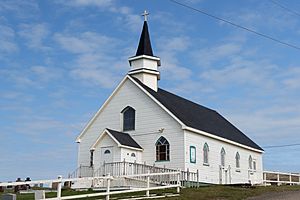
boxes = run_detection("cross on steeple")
[142,10,149,21]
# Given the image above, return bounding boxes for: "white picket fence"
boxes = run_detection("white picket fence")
[0,171,181,200]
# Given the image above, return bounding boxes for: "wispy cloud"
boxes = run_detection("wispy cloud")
[55,0,140,32]
[54,31,125,88]
[58,0,114,8]
[0,24,18,55]
[18,23,51,51]
[0,0,39,19]
[193,43,242,67]
[0,65,62,88]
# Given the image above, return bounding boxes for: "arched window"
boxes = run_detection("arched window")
[156,136,170,161]
[104,150,111,154]
[203,143,209,165]
[249,155,253,169]
[220,148,226,167]
[131,153,136,157]
[235,152,240,168]
[122,106,135,131]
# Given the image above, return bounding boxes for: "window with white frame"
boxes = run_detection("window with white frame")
[235,152,240,169]
[249,155,253,170]
[221,148,226,167]
[203,143,209,165]
[156,136,170,161]
[122,106,135,131]
[190,146,196,163]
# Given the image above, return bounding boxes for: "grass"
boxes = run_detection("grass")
[1,185,300,200]
[164,185,300,200]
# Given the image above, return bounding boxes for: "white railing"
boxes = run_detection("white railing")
[263,171,300,186]
[0,171,181,200]
[71,161,200,187]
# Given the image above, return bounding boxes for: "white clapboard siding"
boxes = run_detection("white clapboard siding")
[78,78,184,170]
[184,130,263,184]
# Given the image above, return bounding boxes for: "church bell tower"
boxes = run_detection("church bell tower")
[128,11,161,92]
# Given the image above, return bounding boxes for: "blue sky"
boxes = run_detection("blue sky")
[1,0,300,181]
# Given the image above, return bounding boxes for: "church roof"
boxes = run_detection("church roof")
[131,77,263,151]
[135,21,153,56]
[107,128,143,149]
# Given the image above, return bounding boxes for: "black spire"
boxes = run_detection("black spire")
[135,21,154,56]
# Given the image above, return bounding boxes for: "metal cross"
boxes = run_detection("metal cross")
[142,10,149,21]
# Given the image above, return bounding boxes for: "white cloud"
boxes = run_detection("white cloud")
[281,67,300,90]
[18,23,51,50]
[59,0,114,8]
[0,0,39,18]
[0,65,62,89]
[54,32,115,54]
[0,24,18,54]
[193,43,242,67]
[54,31,125,88]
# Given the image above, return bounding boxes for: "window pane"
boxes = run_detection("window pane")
[123,107,135,131]
[155,137,170,161]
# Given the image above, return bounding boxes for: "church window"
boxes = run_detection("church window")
[122,106,135,131]
[131,153,136,157]
[190,146,196,163]
[203,143,209,165]
[104,149,111,154]
[156,136,170,161]
[235,152,240,168]
[253,160,256,171]
[221,148,226,167]
[90,150,94,167]
[249,155,253,169]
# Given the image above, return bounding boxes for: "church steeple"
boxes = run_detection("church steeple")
[128,10,161,92]
[135,21,153,56]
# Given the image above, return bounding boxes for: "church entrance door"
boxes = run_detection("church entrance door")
[100,146,113,164]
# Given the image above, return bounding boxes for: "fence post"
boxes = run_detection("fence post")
[289,173,292,185]
[123,159,126,175]
[187,168,190,188]
[57,175,62,200]
[299,173,300,185]
[106,173,111,200]
[263,172,267,186]
[277,172,280,186]
[177,170,180,193]
[146,170,150,197]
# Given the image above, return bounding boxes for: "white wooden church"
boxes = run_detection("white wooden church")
[75,15,264,185]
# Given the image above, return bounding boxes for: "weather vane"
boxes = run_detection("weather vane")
[142,10,149,21]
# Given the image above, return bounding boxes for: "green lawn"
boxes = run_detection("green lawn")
[1,185,300,200]
[164,185,300,200]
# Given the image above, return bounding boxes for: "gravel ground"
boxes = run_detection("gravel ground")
[247,190,300,200]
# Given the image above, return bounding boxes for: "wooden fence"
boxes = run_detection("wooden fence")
[0,171,181,200]
[263,171,300,186]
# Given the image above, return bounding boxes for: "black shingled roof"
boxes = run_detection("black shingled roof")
[131,77,263,151]
[107,128,142,149]
[135,21,153,56]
